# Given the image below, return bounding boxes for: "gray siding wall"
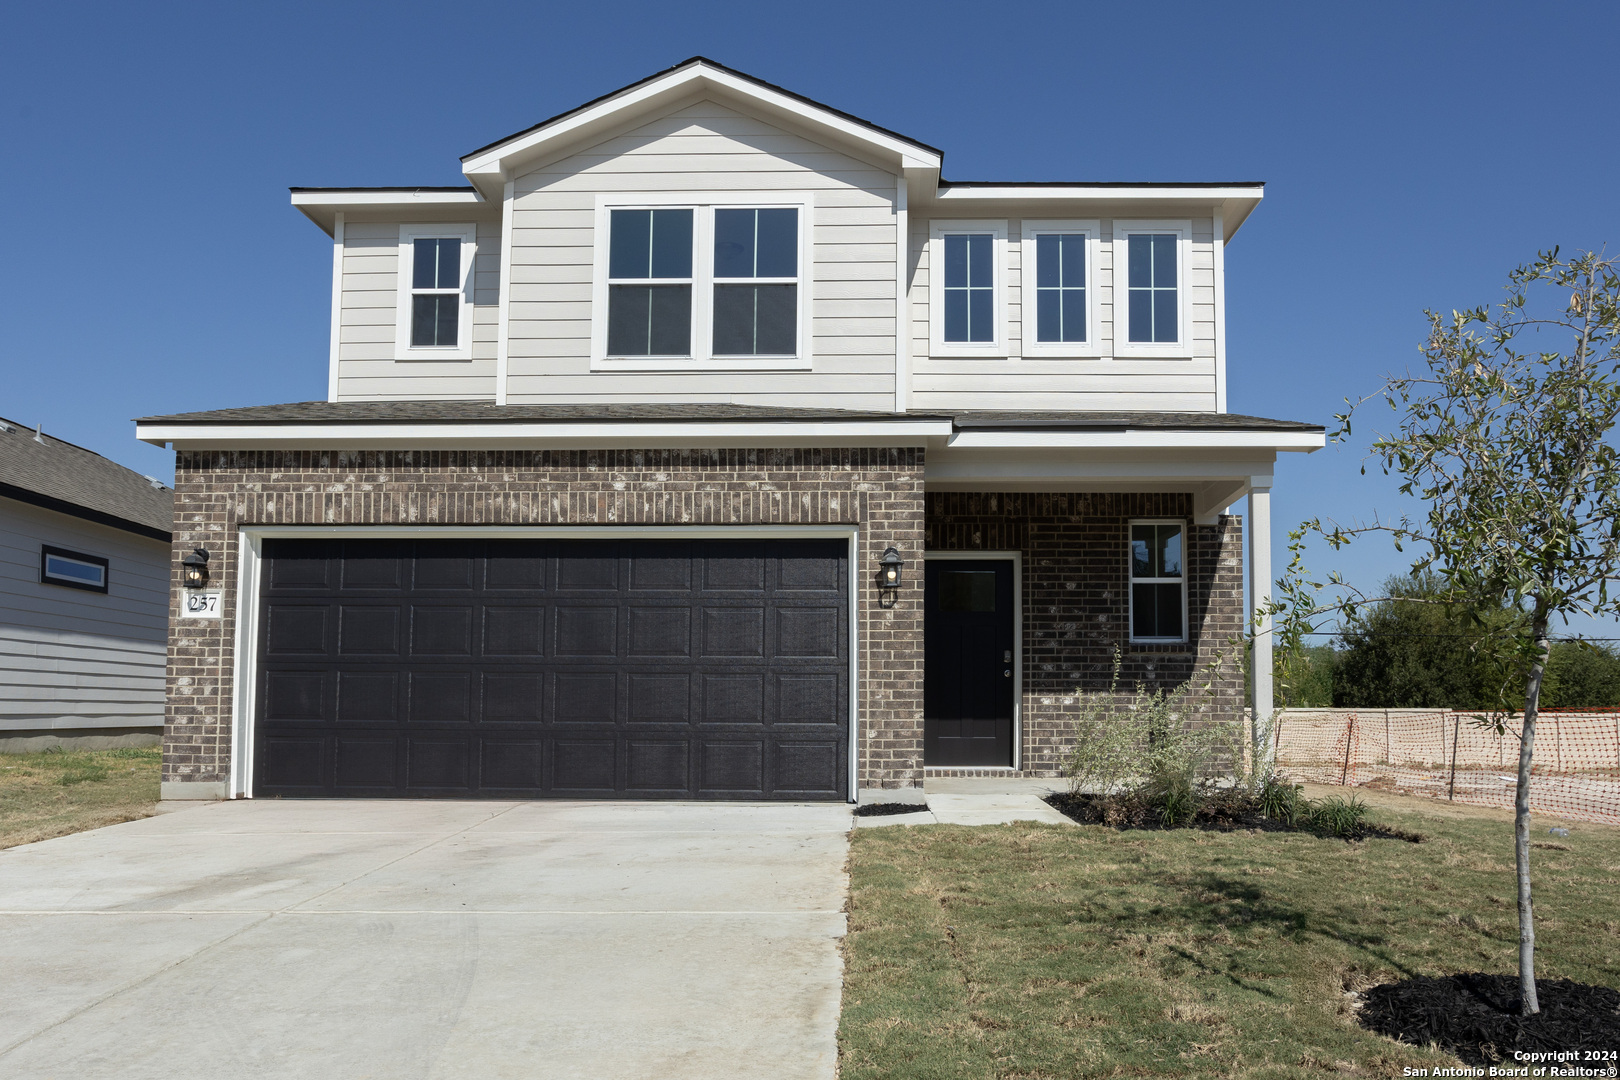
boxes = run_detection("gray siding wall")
[333,219,502,401]
[0,498,168,731]
[503,99,901,409]
[909,214,1219,412]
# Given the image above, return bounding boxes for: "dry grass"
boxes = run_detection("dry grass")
[0,747,160,849]
[839,791,1620,1078]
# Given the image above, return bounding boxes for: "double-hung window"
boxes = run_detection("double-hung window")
[1129,521,1186,642]
[595,197,809,368]
[929,221,1006,357]
[1115,220,1188,354]
[395,224,475,360]
[1020,221,1100,357]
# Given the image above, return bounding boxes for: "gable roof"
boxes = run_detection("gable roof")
[458,57,943,195]
[0,418,173,542]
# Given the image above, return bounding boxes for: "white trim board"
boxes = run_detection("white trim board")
[228,523,863,801]
[923,550,1023,770]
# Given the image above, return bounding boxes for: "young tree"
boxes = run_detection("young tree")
[1268,249,1620,1015]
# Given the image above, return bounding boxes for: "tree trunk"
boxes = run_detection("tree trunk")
[1515,619,1550,1016]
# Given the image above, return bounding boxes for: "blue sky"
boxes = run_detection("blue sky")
[2,1,1616,634]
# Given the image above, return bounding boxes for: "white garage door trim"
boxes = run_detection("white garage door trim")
[230,524,861,800]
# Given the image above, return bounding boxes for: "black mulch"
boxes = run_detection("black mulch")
[1358,973,1620,1066]
[1042,792,1424,842]
[853,802,930,817]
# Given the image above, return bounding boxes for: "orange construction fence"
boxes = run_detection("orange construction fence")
[1271,708,1620,826]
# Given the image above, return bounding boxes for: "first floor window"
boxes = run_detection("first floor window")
[41,546,108,593]
[607,208,694,356]
[1034,233,1086,343]
[1127,233,1178,344]
[943,233,995,343]
[410,237,462,347]
[1130,522,1184,640]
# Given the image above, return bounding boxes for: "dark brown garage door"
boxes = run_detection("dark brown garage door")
[253,538,849,800]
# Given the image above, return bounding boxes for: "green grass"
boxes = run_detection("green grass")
[839,787,1620,1079]
[0,747,161,849]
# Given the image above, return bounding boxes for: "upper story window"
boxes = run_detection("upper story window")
[607,208,694,357]
[928,221,1006,358]
[1129,521,1185,643]
[1020,220,1101,358]
[1115,220,1188,354]
[41,545,108,593]
[713,208,798,356]
[593,196,810,370]
[395,223,475,360]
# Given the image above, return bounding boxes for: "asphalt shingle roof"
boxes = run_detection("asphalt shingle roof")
[0,418,173,540]
[137,400,1321,433]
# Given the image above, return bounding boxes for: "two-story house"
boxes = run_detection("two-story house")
[137,58,1322,804]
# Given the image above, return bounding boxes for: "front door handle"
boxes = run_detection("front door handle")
[1003,669,1011,678]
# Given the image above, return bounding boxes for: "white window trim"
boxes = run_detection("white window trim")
[1112,219,1192,359]
[1019,219,1103,358]
[394,223,477,361]
[591,192,814,372]
[1128,517,1189,645]
[928,220,1008,358]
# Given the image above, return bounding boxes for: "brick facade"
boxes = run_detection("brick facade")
[925,492,1246,776]
[163,447,927,794]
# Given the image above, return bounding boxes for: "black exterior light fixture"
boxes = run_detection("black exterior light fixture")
[180,548,210,589]
[878,546,904,592]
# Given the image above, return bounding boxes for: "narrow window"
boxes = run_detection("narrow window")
[41,546,109,593]
[607,209,693,357]
[1127,234,1178,344]
[712,208,798,356]
[1034,233,1086,343]
[409,238,462,347]
[943,233,994,343]
[1130,523,1184,640]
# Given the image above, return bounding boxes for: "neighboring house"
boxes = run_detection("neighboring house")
[0,418,173,751]
[135,58,1323,803]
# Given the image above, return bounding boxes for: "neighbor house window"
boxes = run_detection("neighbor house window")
[1126,232,1179,344]
[929,221,1006,356]
[395,223,475,360]
[1129,522,1185,641]
[607,208,694,357]
[712,207,798,356]
[596,199,808,367]
[41,546,108,593]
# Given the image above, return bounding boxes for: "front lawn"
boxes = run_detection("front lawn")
[839,786,1620,1078]
[0,747,161,849]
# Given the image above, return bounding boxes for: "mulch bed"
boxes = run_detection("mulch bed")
[1043,792,1424,842]
[1358,972,1620,1066]
[853,802,930,817]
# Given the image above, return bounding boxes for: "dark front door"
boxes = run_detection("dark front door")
[252,537,848,800]
[923,559,1014,766]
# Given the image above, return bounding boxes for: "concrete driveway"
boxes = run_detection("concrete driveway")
[0,800,851,1080]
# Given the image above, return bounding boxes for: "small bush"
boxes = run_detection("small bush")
[1259,774,1307,825]
[1307,794,1369,838]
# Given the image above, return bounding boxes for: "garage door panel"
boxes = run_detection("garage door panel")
[411,605,474,657]
[336,671,399,723]
[255,538,847,800]
[482,673,543,722]
[409,672,472,723]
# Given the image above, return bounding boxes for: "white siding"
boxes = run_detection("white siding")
[332,220,501,401]
[909,214,1219,412]
[0,498,168,731]
[503,100,901,409]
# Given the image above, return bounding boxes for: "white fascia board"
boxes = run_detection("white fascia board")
[926,453,1276,486]
[945,429,1323,452]
[935,185,1262,202]
[136,419,954,450]
[290,190,487,234]
[460,65,942,180]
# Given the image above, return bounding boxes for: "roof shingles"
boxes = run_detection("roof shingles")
[0,419,173,539]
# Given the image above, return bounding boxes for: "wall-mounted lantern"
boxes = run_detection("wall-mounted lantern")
[878,546,904,592]
[180,548,210,589]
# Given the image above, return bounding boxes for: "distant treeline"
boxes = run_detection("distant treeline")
[1274,574,1620,710]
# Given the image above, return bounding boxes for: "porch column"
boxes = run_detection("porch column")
[1248,484,1274,757]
